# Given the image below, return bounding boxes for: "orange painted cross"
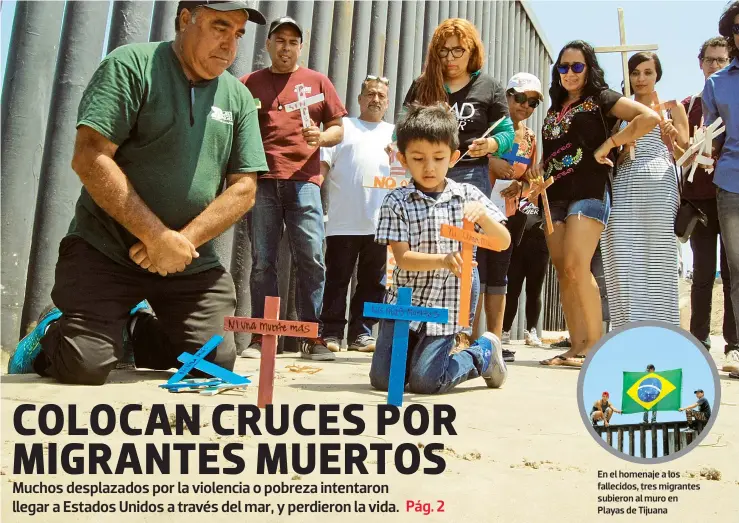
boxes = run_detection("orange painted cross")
[439,219,508,327]
[224,297,318,408]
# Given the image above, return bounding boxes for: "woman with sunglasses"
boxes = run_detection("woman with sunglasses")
[601,52,688,331]
[529,41,659,367]
[402,18,514,342]
[487,73,547,351]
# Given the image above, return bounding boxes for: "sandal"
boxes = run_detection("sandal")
[540,353,586,367]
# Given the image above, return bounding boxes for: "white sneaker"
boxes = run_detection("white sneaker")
[477,332,507,389]
[501,331,511,344]
[723,349,739,372]
[525,328,543,347]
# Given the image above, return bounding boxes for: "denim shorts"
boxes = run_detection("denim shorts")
[549,189,611,227]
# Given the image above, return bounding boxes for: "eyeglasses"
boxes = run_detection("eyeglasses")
[365,74,390,85]
[438,46,466,59]
[556,62,586,74]
[702,57,730,66]
[507,90,541,108]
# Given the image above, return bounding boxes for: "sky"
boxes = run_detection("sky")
[1,0,733,270]
[582,325,717,458]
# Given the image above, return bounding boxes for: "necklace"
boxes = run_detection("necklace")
[269,67,288,111]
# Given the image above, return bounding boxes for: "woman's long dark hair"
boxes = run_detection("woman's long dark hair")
[718,1,739,58]
[549,40,609,110]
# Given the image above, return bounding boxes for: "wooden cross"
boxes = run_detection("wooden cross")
[527,177,554,235]
[594,8,658,98]
[159,335,251,395]
[677,117,726,182]
[285,83,325,128]
[439,219,508,327]
[594,8,658,160]
[501,143,531,166]
[650,92,677,155]
[363,287,449,406]
[224,297,318,408]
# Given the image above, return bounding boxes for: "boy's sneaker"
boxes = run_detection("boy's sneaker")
[325,337,342,353]
[8,305,62,374]
[240,337,262,359]
[524,328,543,347]
[349,334,376,353]
[117,300,152,369]
[300,338,336,361]
[501,331,511,344]
[476,332,507,389]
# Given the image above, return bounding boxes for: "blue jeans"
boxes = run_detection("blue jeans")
[321,235,387,341]
[717,188,739,336]
[369,321,484,394]
[249,179,325,327]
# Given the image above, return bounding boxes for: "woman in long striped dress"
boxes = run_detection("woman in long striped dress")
[602,52,689,328]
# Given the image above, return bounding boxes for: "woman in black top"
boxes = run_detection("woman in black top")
[529,41,659,367]
[403,18,514,340]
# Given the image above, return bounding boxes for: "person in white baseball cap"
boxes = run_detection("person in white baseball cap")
[507,72,544,101]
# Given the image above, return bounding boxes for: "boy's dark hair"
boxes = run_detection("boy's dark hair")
[719,1,739,58]
[395,103,460,155]
[647,364,655,371]
[699,36,729,60]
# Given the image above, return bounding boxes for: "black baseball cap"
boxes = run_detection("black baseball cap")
[177,1,266,25]
[268,16,303,40]
[694,389,704,394]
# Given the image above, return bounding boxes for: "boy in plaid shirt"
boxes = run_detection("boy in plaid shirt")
[371,104,511,394]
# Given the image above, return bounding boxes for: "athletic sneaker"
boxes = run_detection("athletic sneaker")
[502,349,515,362]
[8,305,62,374]
[240,337,262,359]
[325,337,342,353]
[476,332,507,389]
[117,300,152,369]
[501,331,511,344]
[300,338,336,361]
[349,334,376,353]
[723,349,739,371]
[550,337,571,348]
[524,328,543,347]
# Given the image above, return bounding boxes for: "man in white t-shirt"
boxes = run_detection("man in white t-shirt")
[320,76,394,353]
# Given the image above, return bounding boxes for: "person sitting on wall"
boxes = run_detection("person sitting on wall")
[679,389,712,425]
[8,1,269,384]
[591,391,622,427]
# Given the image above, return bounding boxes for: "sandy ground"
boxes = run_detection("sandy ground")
[1,337,738,523]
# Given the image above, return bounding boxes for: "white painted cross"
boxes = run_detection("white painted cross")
[284,83,325,128]
[594,8,659,160]
[676,117,725,182]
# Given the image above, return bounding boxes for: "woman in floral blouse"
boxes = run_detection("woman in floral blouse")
[528,40,659,367]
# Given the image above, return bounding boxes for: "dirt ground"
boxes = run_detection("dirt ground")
[2,338,738,523]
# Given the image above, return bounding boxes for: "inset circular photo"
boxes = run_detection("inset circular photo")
[578,322,720,463]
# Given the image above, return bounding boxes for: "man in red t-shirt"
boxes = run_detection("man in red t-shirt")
[241,17,347,361]
[681,36,738,363]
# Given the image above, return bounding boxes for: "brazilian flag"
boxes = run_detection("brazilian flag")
[621,369,682,414]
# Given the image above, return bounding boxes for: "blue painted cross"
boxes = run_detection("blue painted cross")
[159,335,250,391]
[501,143,531,166]
[363,287,449,406]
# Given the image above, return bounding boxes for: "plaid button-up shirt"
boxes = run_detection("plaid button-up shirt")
[375,179,506,336]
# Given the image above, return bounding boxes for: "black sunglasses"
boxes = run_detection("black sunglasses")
[556,62,586,74]
[507,90,541,108]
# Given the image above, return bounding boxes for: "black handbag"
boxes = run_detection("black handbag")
[674,199,707,243]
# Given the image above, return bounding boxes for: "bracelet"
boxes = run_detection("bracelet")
[609,136,618,149]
